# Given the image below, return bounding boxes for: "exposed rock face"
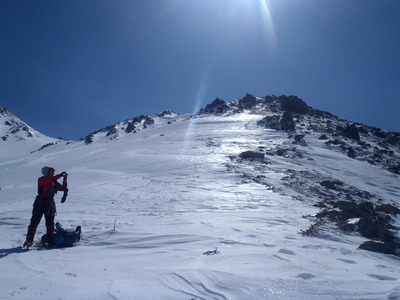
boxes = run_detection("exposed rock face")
[310,199,400,256]
[280,111,296,132]
[237,94,258,110]
[197,93,400,176]
[257,115,280,130]
[125,115,154,133]
[155,110,178,118]
[239,151,265,159]
[199,98,229,115]
[279,95,310,114]
[343,123,361,142]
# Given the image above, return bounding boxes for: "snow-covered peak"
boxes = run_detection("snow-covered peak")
[0,106,60,157]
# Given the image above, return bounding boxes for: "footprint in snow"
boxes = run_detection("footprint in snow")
[296,273,316,280]
[10,287,27,296]
[337,258,356,264]
[368,274,397,281]
[278,248,295,255]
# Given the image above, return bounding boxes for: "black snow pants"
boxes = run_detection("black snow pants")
[26,197,56,243]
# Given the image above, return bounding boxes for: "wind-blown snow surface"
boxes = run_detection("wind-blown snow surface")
[1,113,399,300]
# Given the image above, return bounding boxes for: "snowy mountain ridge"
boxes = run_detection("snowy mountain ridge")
[1,95,400,299]
[0,107,58,144]
[80,110,180,144]
[4,94,398,175]
[0,107,61,159]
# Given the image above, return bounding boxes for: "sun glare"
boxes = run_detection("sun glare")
[258,0,276,47]
[182,67,210,152]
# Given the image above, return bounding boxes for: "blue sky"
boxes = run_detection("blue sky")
[1,0,399,140]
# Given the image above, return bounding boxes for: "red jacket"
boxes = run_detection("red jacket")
[37,174,68,201]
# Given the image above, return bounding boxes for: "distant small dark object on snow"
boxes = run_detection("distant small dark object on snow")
[203,247,219,256]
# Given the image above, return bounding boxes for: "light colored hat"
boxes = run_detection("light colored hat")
[41,166,55,177]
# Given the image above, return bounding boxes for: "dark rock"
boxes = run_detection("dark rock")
[125,122,136,133]
[358,125,369,135]
[318,134,329,140]
[156,110,177,118]
[263,95,276,104]
[279,95,309,114]
[238,94,258,110]
[257,115,280,130]
[347,147,356,158]
[276,148,288,156]
[376,204,400,215]
[339,223,358,232]
[357,217,394,240]
[36,142,56,151]
[333,201,357,215]
[359,241,400,256]
[313,201,328,208]
[106,127,118,137]
[84,134,94,144]
[200,98,229,115]
[280,112,296,132]
[332,201,376,220]
[143,116,155,128]
[294,135,305,144]
[387,132,400,145]
[388,164,400,175]
[358,202,376,216]
[357,217,377,238]
[310,108,337,119]
[343,124,360,142]
[371,127,387,139]
[125,115,154,133]
[325,139,343,146]
[316,209,342,221]
[240,151,265,160]
[320,180,342,190]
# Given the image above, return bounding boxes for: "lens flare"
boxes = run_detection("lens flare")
[258,0,276,50]
[182,67,210,151]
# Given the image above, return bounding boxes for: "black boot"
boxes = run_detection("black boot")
[24,225,36,247]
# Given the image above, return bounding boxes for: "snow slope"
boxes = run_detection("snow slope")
[0,110,399,300]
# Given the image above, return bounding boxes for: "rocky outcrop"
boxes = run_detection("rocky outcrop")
[311,200,400,256]
[239,150,265,160]
[199,98,230,115]
[280,112,296,132]
[237,94,258,110]
[257,115,280,130]
[125,115,154,133]
[81,115,155,143]
[280,95,310,114]
[343,123,361,142]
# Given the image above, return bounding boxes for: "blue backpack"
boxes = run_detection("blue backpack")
[53,222,81,247]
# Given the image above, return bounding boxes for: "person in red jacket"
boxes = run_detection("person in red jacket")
[23,166,68,247]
